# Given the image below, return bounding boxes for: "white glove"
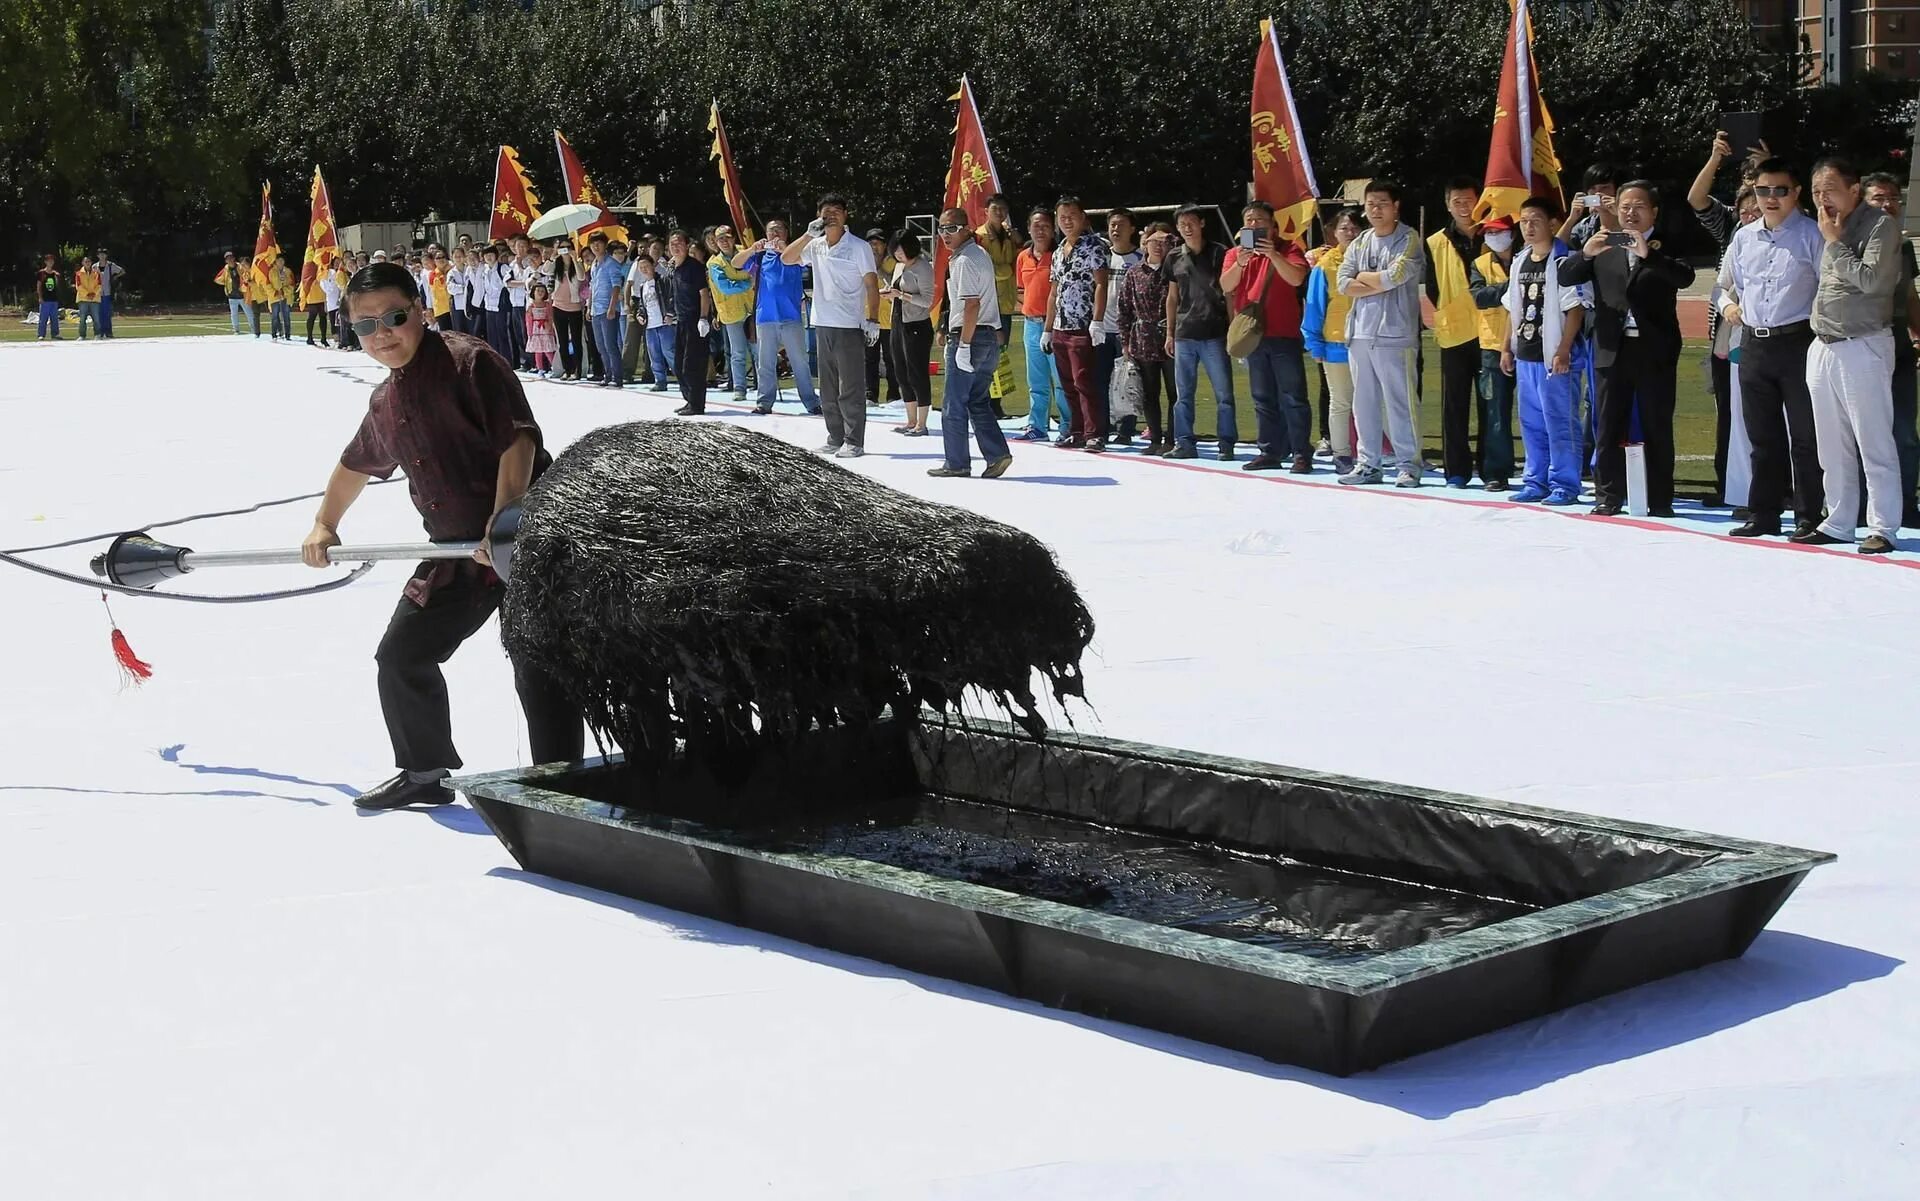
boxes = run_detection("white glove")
[1039,331,1053,354]
[955,344,974,374]
[1089,324,1108,347]
[862,320,880,347]
[807,218,826,238]
[697,318,711,337]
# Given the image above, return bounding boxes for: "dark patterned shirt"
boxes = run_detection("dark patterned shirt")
[340,330,548,601]
[1116,260,1172,363]
[1050,230,1110,331]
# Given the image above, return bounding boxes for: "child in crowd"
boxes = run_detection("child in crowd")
[524,282,558,378]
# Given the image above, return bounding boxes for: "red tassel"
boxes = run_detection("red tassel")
[100,593,153,688]
[111,627,154,685]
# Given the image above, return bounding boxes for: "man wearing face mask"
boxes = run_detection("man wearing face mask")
[1426,177,1490,489]
[1559,181,1697,518]
[1467,216,1518,492]
[300,263,582,810]
[1720,158,1827,539]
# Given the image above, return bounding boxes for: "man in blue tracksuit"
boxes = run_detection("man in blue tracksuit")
[1500,197,1589,505]
[733,219,818,414]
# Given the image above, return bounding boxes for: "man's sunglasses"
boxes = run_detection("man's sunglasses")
[1753,185,1794,199]
[348,308,411,336]
[937,223,965,234]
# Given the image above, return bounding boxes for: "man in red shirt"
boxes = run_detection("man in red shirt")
[301,263,583,810]
[1221,201,1312,472]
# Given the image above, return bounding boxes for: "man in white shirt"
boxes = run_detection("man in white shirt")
[503,235,534,371]
[782,193,880,458]
[1720,158,1827,538]
[928,209,1013,479]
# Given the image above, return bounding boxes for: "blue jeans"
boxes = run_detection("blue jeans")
[227,298,248,334]
[942,331,1010,471]
[1021,316,1066,433]
[757,320,818,412]
[1245,336,1310,458]
[646,325,677,386]
[1173,337,1237,452]
[77,300,98,339]
[1515,358,1581,496]
[722,320,754,398]
[270,300,292,340]
[97,294,113,336]
[36,300,59,338]
[593,313,625,383]
[1478,349,1517,482]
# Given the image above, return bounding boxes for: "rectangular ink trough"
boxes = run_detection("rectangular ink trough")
[448,717,1833,1075]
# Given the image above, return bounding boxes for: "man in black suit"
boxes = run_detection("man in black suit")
[1557,181,1697,516]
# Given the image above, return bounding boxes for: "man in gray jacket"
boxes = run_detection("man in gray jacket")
[1336,180,1427,486]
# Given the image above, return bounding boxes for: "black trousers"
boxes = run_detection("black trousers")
[305,304,330,344]
[375,564,583,772]
[1136,356,1176,442]
[677,319,710,412]
[866,334,887,404]
[1438,340,1482,480]
[1738,331,1822,524]
[555,308,583,377]
[1710,353,1732,503]
[1593,339,1678,510]
[888,318,933,408]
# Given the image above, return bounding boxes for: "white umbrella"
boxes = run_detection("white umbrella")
[527,202,605,242]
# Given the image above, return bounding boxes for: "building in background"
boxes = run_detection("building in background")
[1743,0,1920,83]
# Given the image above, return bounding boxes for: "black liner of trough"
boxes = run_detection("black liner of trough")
[448,716,1833,1076]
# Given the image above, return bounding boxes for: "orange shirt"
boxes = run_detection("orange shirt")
[1015,246,1054,319]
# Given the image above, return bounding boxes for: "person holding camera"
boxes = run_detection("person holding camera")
[1220,200,1311,472]
[1557,182,1696,518]
[1720,158,1826,540]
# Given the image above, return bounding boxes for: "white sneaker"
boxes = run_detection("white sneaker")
[816,442,842,454]
[1337,464,1383,486]
[1394,467,1422,489]
[834,444,865,459]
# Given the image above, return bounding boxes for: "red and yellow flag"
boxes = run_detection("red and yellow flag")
[1473,0,1563,224]
[552,129,628,249]
[931,75,1001,317]
[250,183,280,297]
[1251,18,1319,244]
[298,166,341,306]
[708,101,754,241]
[488,145,543,242]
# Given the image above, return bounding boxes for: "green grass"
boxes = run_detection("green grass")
[986,333,1723,495]
[0,311,246,342]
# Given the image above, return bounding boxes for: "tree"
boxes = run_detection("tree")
[0,0,244,295]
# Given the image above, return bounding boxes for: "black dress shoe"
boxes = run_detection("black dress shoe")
[1729,520,1781,539]
[1789,527,1848,546]
[1648,507,1676,519]
[1590,501,1622,517]
[355,772,453,811]
[1792,521,1822,540]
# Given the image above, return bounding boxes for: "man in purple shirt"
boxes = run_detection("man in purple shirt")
[302,263,583,810]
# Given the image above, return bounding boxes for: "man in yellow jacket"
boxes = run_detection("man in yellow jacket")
[1425,177,1493,489]
[1466,215,1518,491]
[976,194,1023,417]
[74,255,102,340]
[707,224,757,403]
[267,257,296,341]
